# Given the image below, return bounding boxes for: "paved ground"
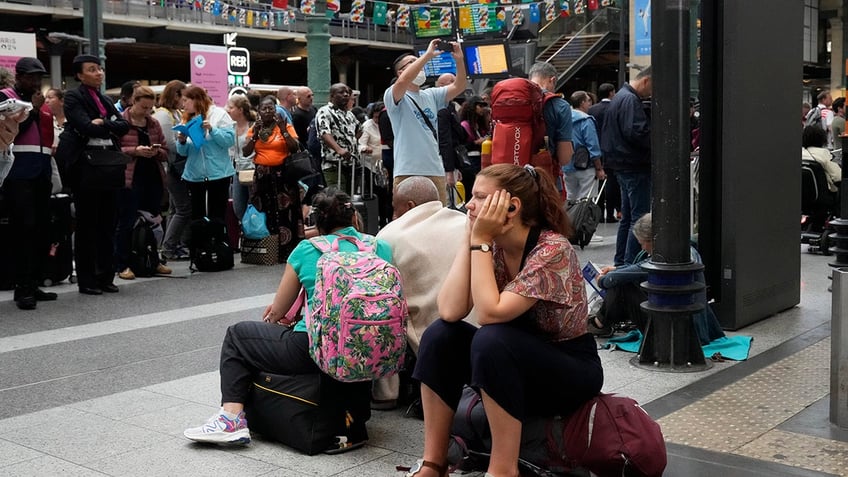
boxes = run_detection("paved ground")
[0,222,845,476]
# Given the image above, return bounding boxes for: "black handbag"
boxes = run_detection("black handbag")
[284,150,318,182]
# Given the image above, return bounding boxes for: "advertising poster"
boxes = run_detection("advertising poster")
[190,44,228,107]
[0,32,36,72]
[634,0,651,56]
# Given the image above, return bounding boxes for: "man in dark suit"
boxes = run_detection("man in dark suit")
[55,54,130,295]
[589,83,620,223]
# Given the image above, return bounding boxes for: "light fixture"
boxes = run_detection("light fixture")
[286,56,303,61]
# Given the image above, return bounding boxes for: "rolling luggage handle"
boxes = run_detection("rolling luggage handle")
[594,178,607,205]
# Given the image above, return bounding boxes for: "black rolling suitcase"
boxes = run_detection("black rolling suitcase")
[347,158,378,235]
[42,193,75,286]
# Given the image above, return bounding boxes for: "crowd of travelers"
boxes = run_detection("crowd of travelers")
[0,43,718,476]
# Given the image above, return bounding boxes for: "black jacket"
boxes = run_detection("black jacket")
[599,84,651,172]
[438,102,467,172]
[55,85,129,169]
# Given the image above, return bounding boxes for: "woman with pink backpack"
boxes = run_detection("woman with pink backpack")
[183,190,395,453]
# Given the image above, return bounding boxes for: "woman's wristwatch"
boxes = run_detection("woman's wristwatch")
[470,243,492,253]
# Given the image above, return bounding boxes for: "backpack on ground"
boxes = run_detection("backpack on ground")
[566,179,605,249]
[189,217,234,272]
[129,212,162,278]
[556,393,667,477]
[488,78,562,180]
[305,235,407,383]
[447,387,667,477]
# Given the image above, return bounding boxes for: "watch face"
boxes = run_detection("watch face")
[481,243,491,252]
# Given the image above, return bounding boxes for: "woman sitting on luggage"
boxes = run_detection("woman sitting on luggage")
[242,95,304,262]
[184,189,391,451]
[587,213,726,345]
[407,164,603,477]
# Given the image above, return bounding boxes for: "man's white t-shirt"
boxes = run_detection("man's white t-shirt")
[383,85,448,177]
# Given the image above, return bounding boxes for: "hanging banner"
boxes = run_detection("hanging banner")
[561,1,570,17]
[0,31,36,72]
[350,0,365,23]
[373,1,388,25]
[300,0,314,15]
[634,0,651,56]
[544,0,556,21]
[272,0,287,9]
[529,3,540,24]
[396,5,410,28]
[190,44,228,108]
[458,6,472,29]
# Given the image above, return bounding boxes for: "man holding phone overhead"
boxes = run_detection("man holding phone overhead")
[0,57,57,310]
[384,38,467,205]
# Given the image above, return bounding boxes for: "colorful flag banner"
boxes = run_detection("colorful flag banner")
[417,7,432,30]
[496,7,506,29]
[350,0,365,23]
[212,0,221,16]
[396,5,410,29]
[588,0,599,10]
[561,0,570,17]
[271,0,287,9]
[203,0,213,13]
[574,0,585,14]
[246,9,253,26]
[545,0,556,20]
[373,1,387,25]
[300,0,314,15]
[510,6,523,26]
[440,7,452,30]
[474,4,489,29]
[326,0,339,17]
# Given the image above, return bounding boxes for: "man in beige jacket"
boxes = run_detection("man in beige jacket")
[372,176,473,408]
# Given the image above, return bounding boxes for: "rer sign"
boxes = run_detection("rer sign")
[227,47,250,75]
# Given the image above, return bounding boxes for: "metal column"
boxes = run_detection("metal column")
[831,268,848,428]
[632,0,710,373]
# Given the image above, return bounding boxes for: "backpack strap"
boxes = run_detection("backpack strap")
[284,287,307,323]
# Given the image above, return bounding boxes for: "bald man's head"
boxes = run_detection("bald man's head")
[436,73,456,87]
[392,177,440,220]
[277,86,296,108]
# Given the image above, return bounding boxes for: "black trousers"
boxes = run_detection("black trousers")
[413,320,603,421]
[598,282,648,331]
[1,175,51,294]
[219,321,371,431]
[73,187,119,289]
[187,177,230,221]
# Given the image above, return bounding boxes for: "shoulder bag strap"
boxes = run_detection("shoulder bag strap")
[406,94,438,142]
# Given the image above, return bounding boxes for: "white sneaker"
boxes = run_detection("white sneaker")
[184,410,251,445]
[591,235,604,243]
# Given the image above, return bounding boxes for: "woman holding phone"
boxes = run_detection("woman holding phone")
[116,86,170,279]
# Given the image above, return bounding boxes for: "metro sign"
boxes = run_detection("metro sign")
[227,47,250,75]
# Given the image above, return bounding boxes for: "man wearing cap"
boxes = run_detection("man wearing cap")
[55,54,129,296]
[0,57,56,310]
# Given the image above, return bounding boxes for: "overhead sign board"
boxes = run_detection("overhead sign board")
[227,47,250,75]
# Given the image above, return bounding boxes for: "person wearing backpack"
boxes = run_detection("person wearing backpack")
[563,91,604,201]
[184,190,394,451]
[406,164,603,477]
[384,39,467,205]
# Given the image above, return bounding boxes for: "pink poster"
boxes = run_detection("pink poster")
[190,44,228,107]
[0,32,37,72]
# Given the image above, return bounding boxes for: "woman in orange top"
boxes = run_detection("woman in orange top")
[243,96,304,262]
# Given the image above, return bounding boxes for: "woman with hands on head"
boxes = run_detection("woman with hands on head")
[184,189,391,451]
[406,164,603,477]
[242,95,304,262]
[176,86,235,222]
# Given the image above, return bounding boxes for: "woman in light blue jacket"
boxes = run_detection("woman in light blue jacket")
[176,86,235,221]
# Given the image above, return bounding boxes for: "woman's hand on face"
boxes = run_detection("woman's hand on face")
[471,189,512,244]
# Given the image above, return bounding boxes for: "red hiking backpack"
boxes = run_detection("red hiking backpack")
[487,78,562,181]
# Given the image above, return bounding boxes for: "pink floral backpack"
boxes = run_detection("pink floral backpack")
[306,235,408,382]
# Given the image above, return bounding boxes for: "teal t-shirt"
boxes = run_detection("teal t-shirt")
[287,226,394,332]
